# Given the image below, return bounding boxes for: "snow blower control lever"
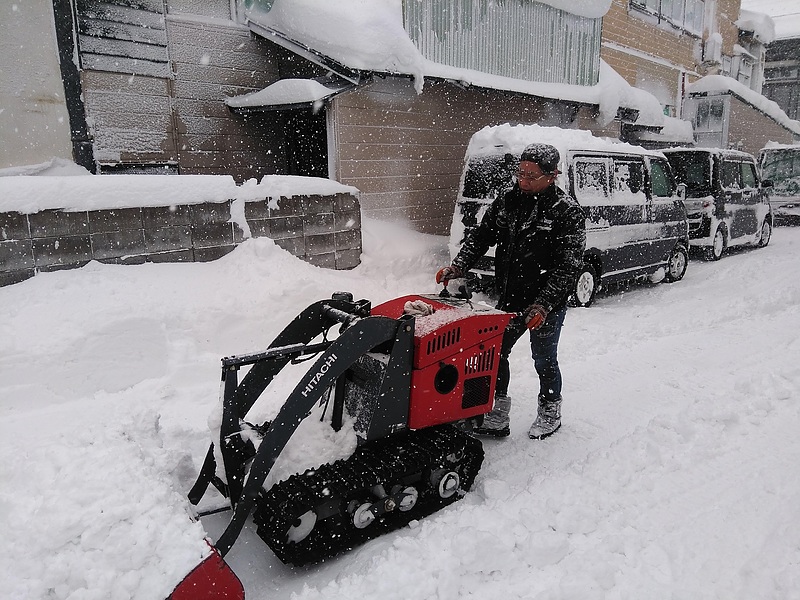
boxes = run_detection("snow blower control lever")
[169,292,512,599]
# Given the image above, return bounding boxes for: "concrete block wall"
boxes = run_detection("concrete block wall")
[0,192,362,287]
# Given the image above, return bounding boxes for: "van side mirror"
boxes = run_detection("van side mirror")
[762,179,773,188]
[676,182,687,200]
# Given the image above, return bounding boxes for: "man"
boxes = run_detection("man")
[436,143,586,439]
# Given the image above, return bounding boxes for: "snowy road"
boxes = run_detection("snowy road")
[1,220,799,599]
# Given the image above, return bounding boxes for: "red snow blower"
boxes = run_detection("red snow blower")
[168,292,512,598]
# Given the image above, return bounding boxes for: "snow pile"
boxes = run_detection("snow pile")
[465,123,657,159]
[736,9,776,44]
[0,157,93,177]
[0,172,359,214]
[2,212,800,599]
[250,0,426,83]
[740,0,800,39]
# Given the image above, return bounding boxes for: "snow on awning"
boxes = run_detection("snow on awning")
[596,61,665,128]
[225,76,354,112]
[628,115,696,145]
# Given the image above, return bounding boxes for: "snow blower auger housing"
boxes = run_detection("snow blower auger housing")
[170,292,512,597]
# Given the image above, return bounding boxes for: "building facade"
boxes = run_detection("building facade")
[762,37,800,122]
[5,0,652,235]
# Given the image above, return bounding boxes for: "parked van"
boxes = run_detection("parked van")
[662,148,773,260]
[758,144,800,225]
[450,124,690,307]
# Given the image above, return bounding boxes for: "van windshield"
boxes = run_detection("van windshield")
[665,152,713,194]
[462,154,518,200]
[760,147,800,197]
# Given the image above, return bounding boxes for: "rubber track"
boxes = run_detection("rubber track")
[252,424,484,565]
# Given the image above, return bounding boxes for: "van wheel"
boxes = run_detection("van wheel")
[664,244,688,282]
[758,219,772,248]
[705,226,725,261]
[570,264,598,307]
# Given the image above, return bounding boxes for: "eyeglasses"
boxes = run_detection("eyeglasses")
[516,171,551,182]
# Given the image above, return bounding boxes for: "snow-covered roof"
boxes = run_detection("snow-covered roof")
[774,14,800,40]
[687,75,800,136]
[245,0,664,127]
[736,9,776,44]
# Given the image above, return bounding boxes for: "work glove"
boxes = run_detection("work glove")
[524,303,549,330]
[435,265,463,284]
[404,299,436,316]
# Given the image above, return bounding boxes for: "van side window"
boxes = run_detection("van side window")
[613,159,646,203]
[573,159,609,204]
[684,161,707,186]
[649,160,672,197]
[741,162,757,188]
[722,160,740,189]
[462,155,516,199]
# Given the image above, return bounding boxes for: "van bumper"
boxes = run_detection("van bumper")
[687,215,712,241]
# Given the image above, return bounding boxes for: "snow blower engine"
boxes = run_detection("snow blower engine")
[169,292,512,598]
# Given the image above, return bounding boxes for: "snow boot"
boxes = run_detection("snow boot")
[474,394,511,437]
[528,396,562,440]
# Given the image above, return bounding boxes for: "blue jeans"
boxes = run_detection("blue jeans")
[496,306,567,402]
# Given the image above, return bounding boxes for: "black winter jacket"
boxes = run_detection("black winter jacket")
[453,183,586,313]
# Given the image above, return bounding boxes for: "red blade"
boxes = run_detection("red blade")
[167,548,244,600]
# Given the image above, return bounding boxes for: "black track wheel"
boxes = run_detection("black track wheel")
[252,425,484,566]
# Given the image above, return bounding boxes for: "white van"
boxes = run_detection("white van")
[450,124,690,306]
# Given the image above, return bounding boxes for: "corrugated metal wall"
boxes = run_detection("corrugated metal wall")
[403,0,600,86]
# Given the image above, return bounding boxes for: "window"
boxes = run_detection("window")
[613,159,646,203]
[741,162,757,188]
[737,57,753,88]
[722,160,740,189]
[573,159,609,203]
[695,98,725,132]
[764,83,800,121]
[665,152,712,192]
[462,154,517,200]
[630,0,704,35]
[760,148,800,196]
[649,160,673,197]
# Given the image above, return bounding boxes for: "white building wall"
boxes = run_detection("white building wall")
[0,1,73,169]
